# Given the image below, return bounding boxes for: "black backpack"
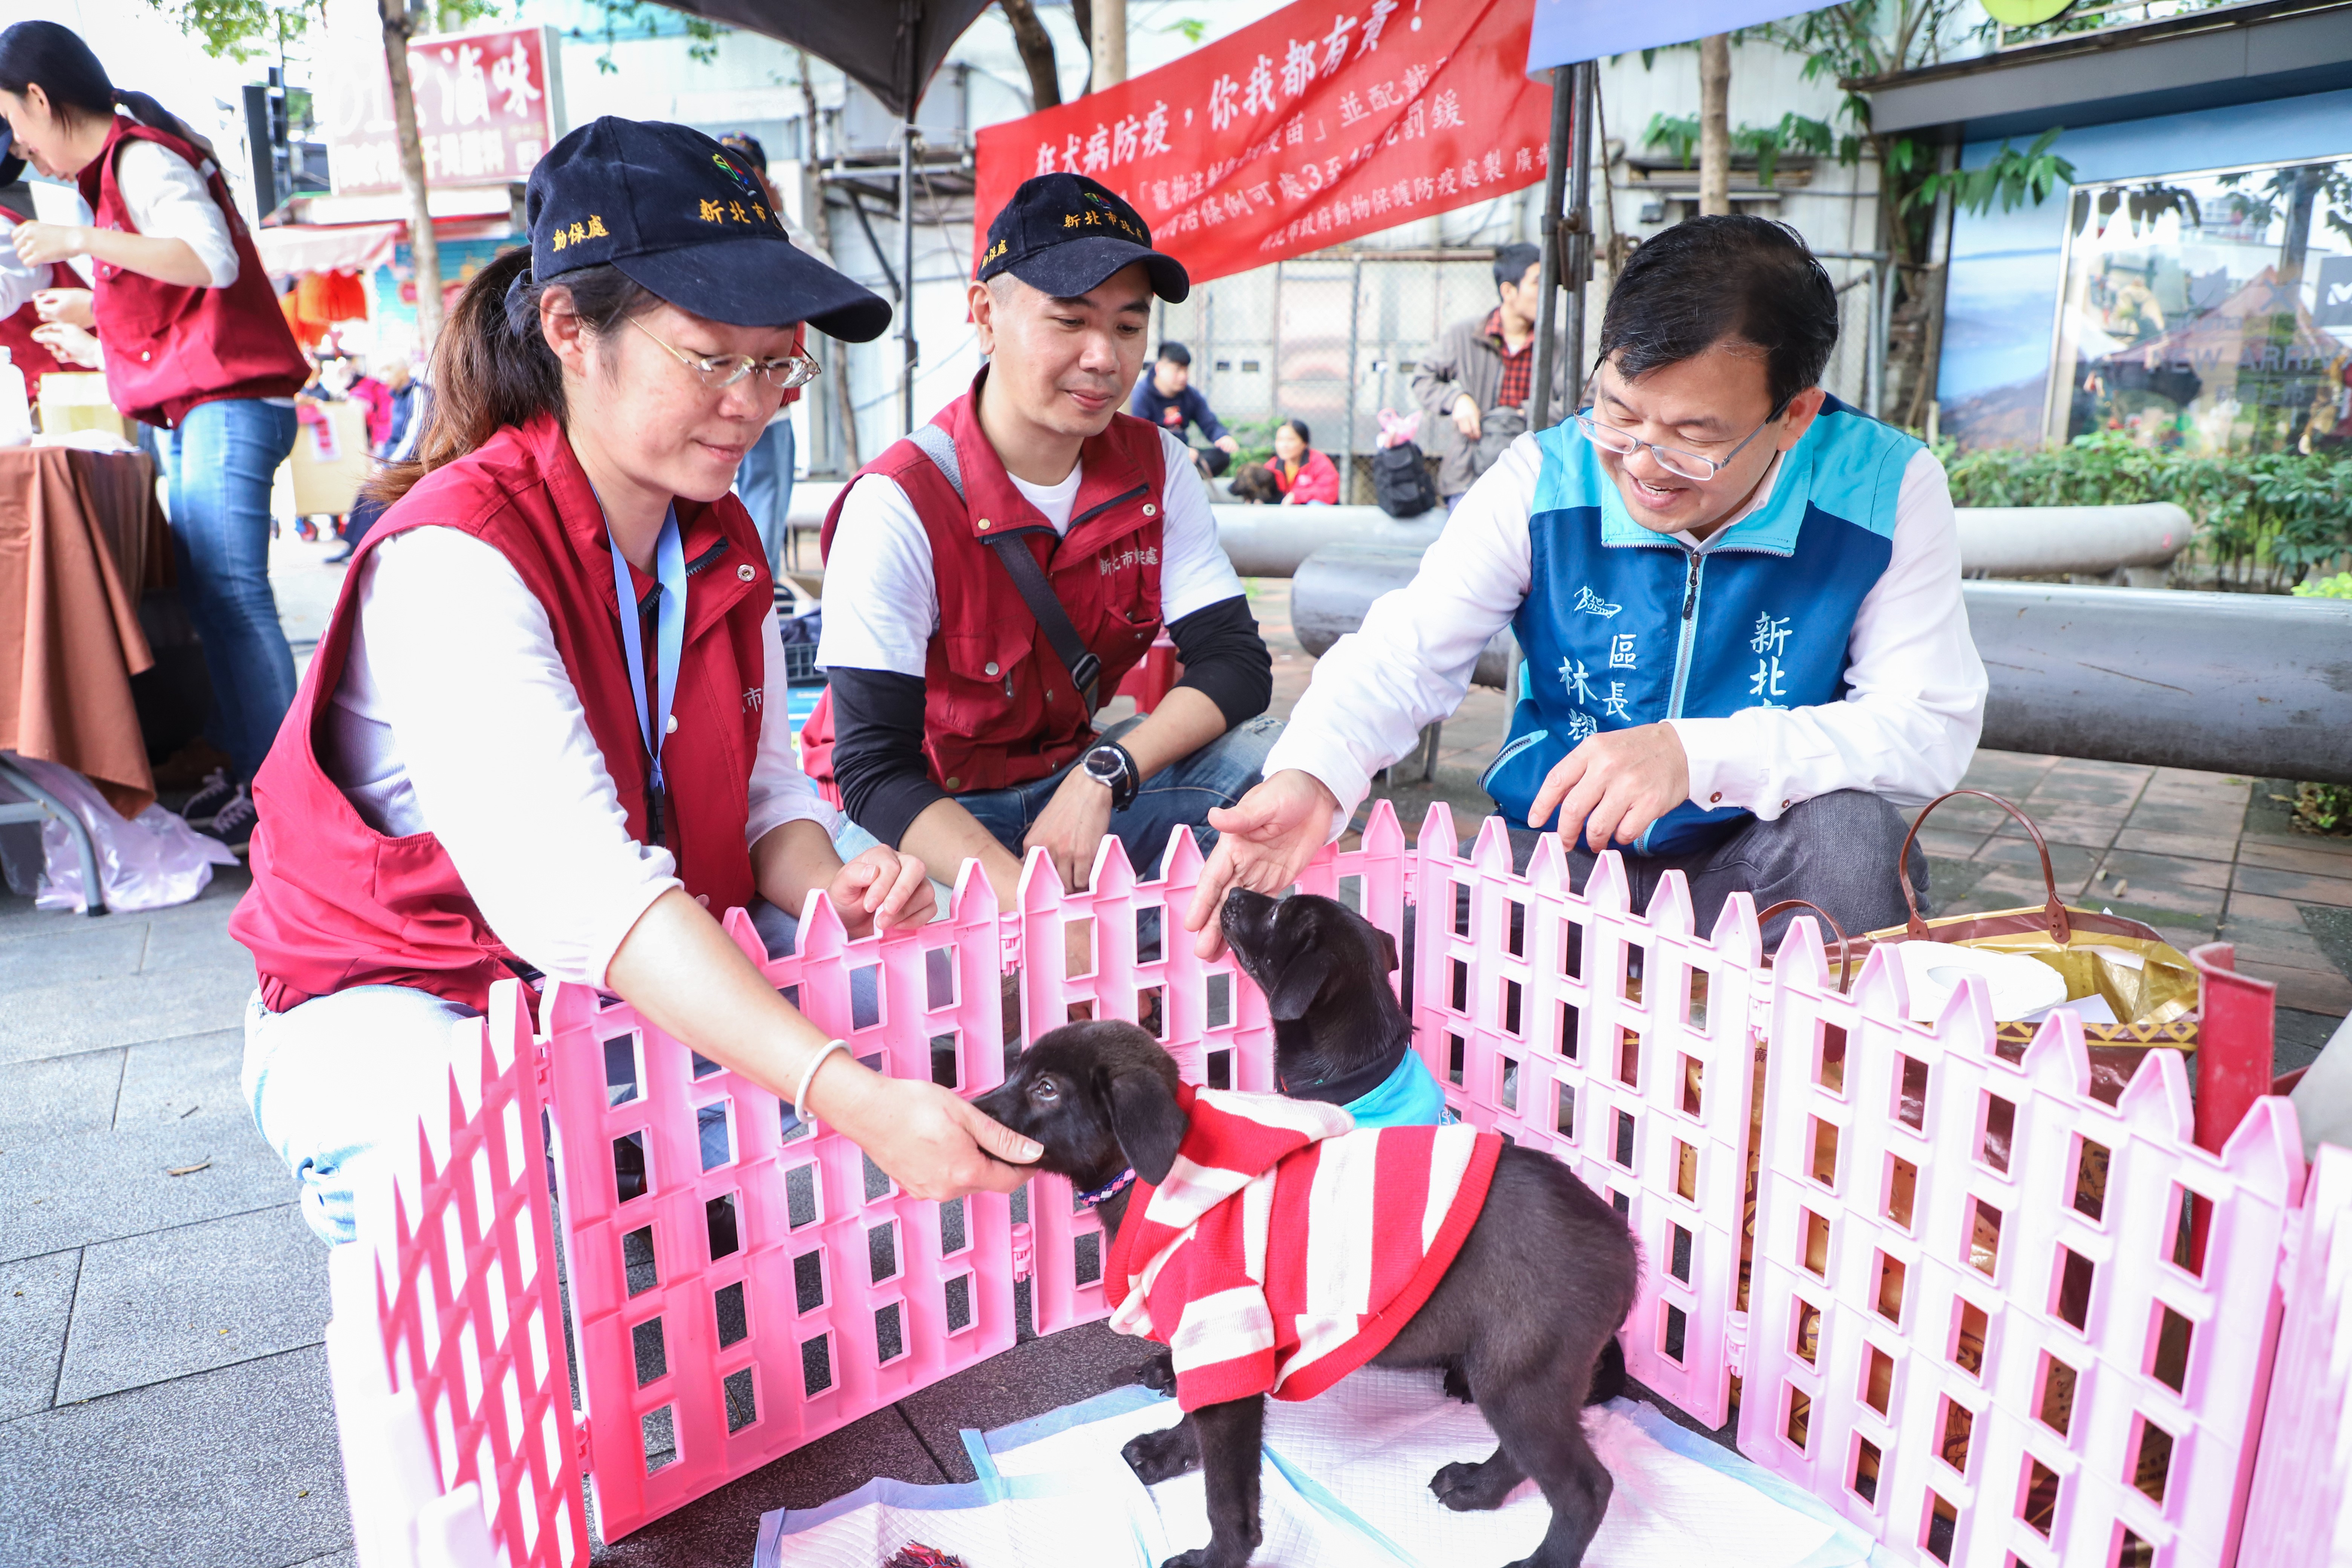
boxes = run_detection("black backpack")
[1373,441,1440,518]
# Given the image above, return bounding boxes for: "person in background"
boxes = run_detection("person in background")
[0,20,311,851]
[0,153,81,397]
[1129,340,1239,479]
[719,132,808,586]
[323,356,425,567]
[1412,240,1570,509]
[346,355,394,449]
[1268,415,1339,505]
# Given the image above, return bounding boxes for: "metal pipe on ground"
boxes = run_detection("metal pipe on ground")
[1291,545,2352,785]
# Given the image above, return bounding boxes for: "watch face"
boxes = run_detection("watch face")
[1085,748,1121,782]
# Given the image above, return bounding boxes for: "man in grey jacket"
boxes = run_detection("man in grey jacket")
[1411,241,1571,506]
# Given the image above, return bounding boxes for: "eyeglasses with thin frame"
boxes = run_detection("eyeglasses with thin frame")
[1570,390,1782,482]
[631,317,821,393]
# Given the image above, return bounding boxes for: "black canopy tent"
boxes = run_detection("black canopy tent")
[655,0,995,432]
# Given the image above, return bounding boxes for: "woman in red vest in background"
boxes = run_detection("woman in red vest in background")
[0,153,82,395]
[0,20,310,849]
[219,116,1039,1245]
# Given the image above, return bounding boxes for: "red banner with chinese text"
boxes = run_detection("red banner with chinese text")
[973,0,1552,286]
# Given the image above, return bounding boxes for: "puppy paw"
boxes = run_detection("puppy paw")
[1124,1423,1202,1485]
[1429,1457,1521,1512]
[1137,1347,1179,1395]
[1440,1363,1476,1404]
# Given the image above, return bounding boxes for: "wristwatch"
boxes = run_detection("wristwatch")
[1081,740,1140,810]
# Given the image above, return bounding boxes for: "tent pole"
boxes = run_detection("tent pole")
[899,116,917,436]
[1528,67,1574,433]
[1562,60,1595,410]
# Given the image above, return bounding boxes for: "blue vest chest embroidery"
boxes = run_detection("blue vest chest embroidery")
[1484,400,1917,857]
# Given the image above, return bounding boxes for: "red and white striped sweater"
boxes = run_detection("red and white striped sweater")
[1103,1083,1502,1411]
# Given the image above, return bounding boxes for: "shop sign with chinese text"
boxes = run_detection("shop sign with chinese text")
[974,0,1552,285]
[323,24,562,198]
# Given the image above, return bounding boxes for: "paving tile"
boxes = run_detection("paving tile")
[2219,925,2338,973]
[2224,892,2318,930]
[896,1320,1163,1483]
[0,959,256,1068]
[0,1098,291,1263]
[0,1345,348,1568]
[1971,836,2099,896]
[2093,849,2236,893]
[0,920,149,991]
[2023,770,2148,808]
[2081,881,2227,924]
[141,916,254,977]
[1994,805,2130,849]
[2125,805,2253,835]
[113,1028,246,1129]
[2144,766,2252,795]
[0,1248,78,1420]
[2236,835,2352,872]
[0,1048,122,1148]
[2232,865,2352,909]
[55,1204,328,1404]
[1914,827,1992,861]
[592,1406,948,1567]
[2276,1009,2349,1076]
[2248,964,2352,1017]
[2110,827,2236,862]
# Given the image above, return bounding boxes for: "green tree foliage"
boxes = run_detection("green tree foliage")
[1641,110,1854,188]
[1907,127,2076,215]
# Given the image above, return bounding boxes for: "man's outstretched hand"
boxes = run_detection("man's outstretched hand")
[1182,769,1341,957]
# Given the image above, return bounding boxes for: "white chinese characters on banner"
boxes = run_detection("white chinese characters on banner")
[323,24,559,198]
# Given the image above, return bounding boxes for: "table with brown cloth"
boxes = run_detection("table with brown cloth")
[0,446,172,821]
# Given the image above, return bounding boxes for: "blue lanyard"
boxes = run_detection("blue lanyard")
[608,506,686,799]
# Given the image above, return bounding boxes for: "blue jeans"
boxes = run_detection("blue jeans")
[955,713,1284,877]
[163,398,300,780]
[735,418,796,576]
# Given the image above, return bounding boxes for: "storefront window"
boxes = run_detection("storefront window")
[2049,154,2352,454]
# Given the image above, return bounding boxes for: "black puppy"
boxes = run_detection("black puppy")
[976,1021,1641,1568]
[1219,888,1428,1119]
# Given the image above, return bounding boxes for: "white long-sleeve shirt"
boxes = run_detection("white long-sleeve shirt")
[1262,432,1987,836]
[113,139,239,289]
[322,525,838,989]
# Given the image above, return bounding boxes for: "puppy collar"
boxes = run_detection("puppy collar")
[1075,1167,1138,1208]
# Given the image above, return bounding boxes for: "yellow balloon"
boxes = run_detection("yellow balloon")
[1981,0,2075,23]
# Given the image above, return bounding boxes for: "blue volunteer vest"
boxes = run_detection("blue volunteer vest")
[1484,397,1919,857]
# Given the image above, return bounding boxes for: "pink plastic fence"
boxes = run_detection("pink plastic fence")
[2239,1142,2352,1564]
[328,801,2335,1565]
[325,985,588,1568]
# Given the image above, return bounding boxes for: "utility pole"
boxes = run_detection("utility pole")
[1091,0,1126,92]
[796,48,859,470]
[1697,33,1730,218]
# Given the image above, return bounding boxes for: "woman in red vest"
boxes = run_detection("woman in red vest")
[0,153,81,396]
[0,21,312,849]
[216,117,1042,1245]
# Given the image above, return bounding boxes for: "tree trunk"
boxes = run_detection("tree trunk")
[380,0,443,350]
[998,0,1061,111]
[2277,163,2326,287]
[1697,34,1730,218]
[1090,0,1125,93]
[1071,0,1095,90]
[797,49,859,471]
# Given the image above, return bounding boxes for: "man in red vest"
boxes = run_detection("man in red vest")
[817,174,1277,901]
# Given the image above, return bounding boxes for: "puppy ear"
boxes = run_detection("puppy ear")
[1265,949,1338,1022]
[1374,928,1399,975]
[1104,1066,1187,1186]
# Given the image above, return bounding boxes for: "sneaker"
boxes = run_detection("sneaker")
[323,540,354,565]
[181,768,238,828]
[198,786,257,853]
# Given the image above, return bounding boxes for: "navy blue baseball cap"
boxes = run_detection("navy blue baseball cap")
[525,116,892,343]
[980,172,1188,303]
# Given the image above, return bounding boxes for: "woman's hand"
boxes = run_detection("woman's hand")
[827,844,935,937]
[33,287,94,328]
[815,1069,1039,1200]
[14,223,89,268]
[31,321,102,369]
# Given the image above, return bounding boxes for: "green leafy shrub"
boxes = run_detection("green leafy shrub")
[2295,783,2352,837]
[2290,572,2352,599]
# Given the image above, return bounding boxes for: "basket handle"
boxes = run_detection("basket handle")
[1758,899,1853,994]
[1896,789,2071,945]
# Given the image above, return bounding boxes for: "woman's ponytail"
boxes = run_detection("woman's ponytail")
[112,86,215,164]
[368,245,652,506]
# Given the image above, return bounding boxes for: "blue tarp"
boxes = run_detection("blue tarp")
[1526,0,1811,73]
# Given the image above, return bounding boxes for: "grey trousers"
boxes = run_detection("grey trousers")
[1501,789,1931,950]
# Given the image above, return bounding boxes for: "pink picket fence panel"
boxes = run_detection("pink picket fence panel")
[535,863,1020,1540]
[329,800,2338,1565]
[2239,1141,2352,1565]
[1741,936,2303,1568]
[326,984,588,1568]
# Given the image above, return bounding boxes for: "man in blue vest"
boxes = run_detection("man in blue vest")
[1182,215,1987,956]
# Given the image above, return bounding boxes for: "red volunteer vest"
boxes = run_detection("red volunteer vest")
[231,413,770,1013]
[76,118,308,428]
[0,194,75,398]
[805,369,1167,795]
